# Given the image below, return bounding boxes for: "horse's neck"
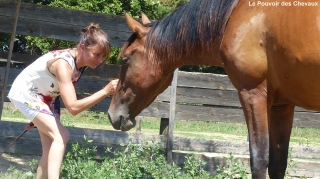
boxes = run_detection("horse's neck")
[176,45,223,67]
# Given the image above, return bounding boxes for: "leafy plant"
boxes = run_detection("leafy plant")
[59,136,213,179]
[28,159,38,174]
[183,154,212,178]
[0,166,33,179]
[214,153,248,179]
[60,135,97,179]
[2,135,310,179]
[284,147,307,179]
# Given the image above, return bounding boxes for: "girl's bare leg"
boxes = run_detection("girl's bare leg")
[32,113,69,179]
[36,131,51,179]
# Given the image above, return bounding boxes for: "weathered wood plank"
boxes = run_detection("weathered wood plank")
[0,15,131,48]
[140,102,320,128]
[166,69,179,164]
[293,111,320,128]
[0,52,39,66]
[0,68,21,88]
[0,0,132,33]
[0,121,167,148]
[177,71,236,90]
[0,1,132,47]
[0,55,121,79]
[158,86,241,107]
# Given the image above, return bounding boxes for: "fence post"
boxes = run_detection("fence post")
[0,0,21,121]
[166,69,178,165]
[135,116,142,133]
[159,118,169,135]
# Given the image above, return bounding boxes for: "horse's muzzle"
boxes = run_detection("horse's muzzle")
[120,115,136,131]
[107,113,136,131]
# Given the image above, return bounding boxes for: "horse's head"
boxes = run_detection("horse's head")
[107,13,174,131]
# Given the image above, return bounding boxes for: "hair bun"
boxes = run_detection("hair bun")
[88,23,99,33]
[81,23,100,35]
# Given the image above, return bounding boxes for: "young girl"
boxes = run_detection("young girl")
[7,23,118,179]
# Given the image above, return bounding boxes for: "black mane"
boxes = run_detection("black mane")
[119,0,239,66]
[146,0,239,64]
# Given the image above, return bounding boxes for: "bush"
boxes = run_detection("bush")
[214,154,248,179]
[0,137,306,179]
[2,136,252,179]
[60,136,213,179]
[0,166,34,179]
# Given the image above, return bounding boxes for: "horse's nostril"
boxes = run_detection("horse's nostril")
[107,113,121,130]
[119,117,136,131]
[119,115,124,125]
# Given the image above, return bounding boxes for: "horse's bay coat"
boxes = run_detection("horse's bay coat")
[108,0,320,178]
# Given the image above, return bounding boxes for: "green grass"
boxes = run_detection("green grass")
[2,104,320,146]
[0,167,34,179]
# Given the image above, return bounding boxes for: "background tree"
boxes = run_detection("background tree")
[24,0,181,64]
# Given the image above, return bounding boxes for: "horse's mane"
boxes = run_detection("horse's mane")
[119,0,239,67]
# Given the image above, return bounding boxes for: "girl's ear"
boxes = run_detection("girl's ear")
[79,43,86,51]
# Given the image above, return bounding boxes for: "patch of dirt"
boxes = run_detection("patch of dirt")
[0,153,40,173]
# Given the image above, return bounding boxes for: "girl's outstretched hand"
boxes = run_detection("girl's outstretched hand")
[104,79,119,96]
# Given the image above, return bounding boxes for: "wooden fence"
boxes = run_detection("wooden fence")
[1,1,320,177]
[1,59,320,128]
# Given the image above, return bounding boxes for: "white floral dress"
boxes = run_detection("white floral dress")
[8,49,86,120]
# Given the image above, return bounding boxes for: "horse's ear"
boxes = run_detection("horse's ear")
[141,12,151,25]
[125,12,147,37]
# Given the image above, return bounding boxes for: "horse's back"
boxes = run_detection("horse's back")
[222,0,320,110]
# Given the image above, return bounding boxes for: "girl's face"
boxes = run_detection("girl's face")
[80,44,106,69]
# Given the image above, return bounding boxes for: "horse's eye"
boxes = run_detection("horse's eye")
[122,57,130,65]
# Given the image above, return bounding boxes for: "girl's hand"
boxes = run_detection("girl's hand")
[104,79,119,96]
[25,122,36,131]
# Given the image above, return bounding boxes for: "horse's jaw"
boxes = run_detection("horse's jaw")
[107,112,136,131]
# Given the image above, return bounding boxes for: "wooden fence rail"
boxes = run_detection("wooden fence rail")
[0,0,131,48]
[1,1,320,177]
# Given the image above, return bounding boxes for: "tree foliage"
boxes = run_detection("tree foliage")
[23,0,186,64]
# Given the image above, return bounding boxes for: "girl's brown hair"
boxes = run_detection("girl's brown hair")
[78,23,111,62]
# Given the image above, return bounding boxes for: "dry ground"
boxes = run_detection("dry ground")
[0,153,40,173]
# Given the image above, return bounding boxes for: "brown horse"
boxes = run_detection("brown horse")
[108,0,320,178]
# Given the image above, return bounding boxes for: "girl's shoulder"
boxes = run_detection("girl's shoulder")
[50,49,74,60]
[50,49,76,69]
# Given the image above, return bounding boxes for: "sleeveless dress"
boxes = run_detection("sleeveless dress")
[7,49,86,120]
